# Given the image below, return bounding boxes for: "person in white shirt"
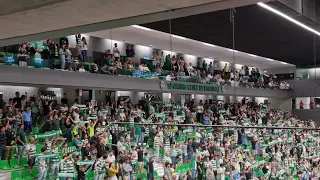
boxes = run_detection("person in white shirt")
[117,137,126,154]
[196,101,204,123]
[113,43,120,60]
[138,63,145,71]
[81,37,88,61]
[187,63,194,75]
[78,66,86,72]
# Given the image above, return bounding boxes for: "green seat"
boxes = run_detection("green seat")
[11,159,22,169]
[21,169,32,180]
[140,173,147,179]
[31,127,39,135]
[0,160,11,170]
[32,168,38,177]
[20,158,28,167]
[11,171,21,180]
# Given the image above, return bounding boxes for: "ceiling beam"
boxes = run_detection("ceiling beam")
[0,0,270,46]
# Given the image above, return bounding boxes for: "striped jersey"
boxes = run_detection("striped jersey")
[211,159,217,170]
[95,158,106,173]
[76,37,81,46]
[144,127,149,136]
[51,147,59,163]
[154,136,161,147]
[129,118,134,128]
[45,141,52,152]
[59,48,65,56]
[61,159,74,173]
[163,156,172,164]
[26,143,37,157]
[61,146,76,155]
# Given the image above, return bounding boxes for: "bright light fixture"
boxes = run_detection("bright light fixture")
[228,49,238,52]
[281,62,288,64]
[131,25,152,31]
[249,54,257,57]
[172,35,187,40]
[203,43,216,47]
[264,71,267,73]
[257,2,320,36]
[149,45,153,47]
[209,57,213,59]
[266,58,274,61]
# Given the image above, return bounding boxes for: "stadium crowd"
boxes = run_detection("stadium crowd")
[1,38,291,90]
[0,91,317,180]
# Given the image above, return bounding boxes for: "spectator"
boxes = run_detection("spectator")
[21,106,32,135]
[18,44,29,67]
[79,66,86,72]
[75,34,82,61]
[113,43,120,61]
[81,37,88,61]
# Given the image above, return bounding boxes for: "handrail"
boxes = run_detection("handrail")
[109,122,320,130]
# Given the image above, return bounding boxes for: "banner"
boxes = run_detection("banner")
[37,153,57,158]
[58,173,76,178]
[165,82,224,93]
[77,160,95,165]
[35,130,61,139]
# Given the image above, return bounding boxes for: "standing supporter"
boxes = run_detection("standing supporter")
[94,154,108,180]
[21,106,32,135]
[108,162,119,180]
[38,147,48,180]
[16,124,26,165]
[5,121,15,166]
[0,125,6,160]
[26,137,37,175]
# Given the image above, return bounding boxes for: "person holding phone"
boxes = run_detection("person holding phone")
[109,162,119,180]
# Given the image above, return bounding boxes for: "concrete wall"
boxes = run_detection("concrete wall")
[288,79,319,97]
[66,35,244,71]
[292,109,320,124]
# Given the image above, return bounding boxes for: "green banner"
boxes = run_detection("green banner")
[166,82,224,93]
[77,160,95,165]
[35,130,61,139]
[37,153,57,158]
[58,173,76,178]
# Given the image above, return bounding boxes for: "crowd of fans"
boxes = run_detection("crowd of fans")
[0,91,317,180]
[1,38,291,90]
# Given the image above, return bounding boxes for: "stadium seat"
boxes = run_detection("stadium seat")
[20,158,28,168]
[0,160,11,170]
[21,169,33,180]
[11,159,22,169]
[11,171,21,180]
[32,168,38,177]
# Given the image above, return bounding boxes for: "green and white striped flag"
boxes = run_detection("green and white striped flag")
[37,153,57,159]
[58,173,76,178]
[77,160,95,165]
[35,130,62,139]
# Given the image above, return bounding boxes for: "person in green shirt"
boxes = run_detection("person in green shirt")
[16,124,26,165]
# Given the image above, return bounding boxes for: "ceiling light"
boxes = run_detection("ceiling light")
[203,43,216,47]
[281,62,288,64]
[131,25,152,31]
[264,71,267,73]
[249,54,257,57]
[172,35,187,40]
[228,49,238,52]
[209,57,212,59]
[258,2,320,36]
[266,58,274,61]
[149,45,153,47]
